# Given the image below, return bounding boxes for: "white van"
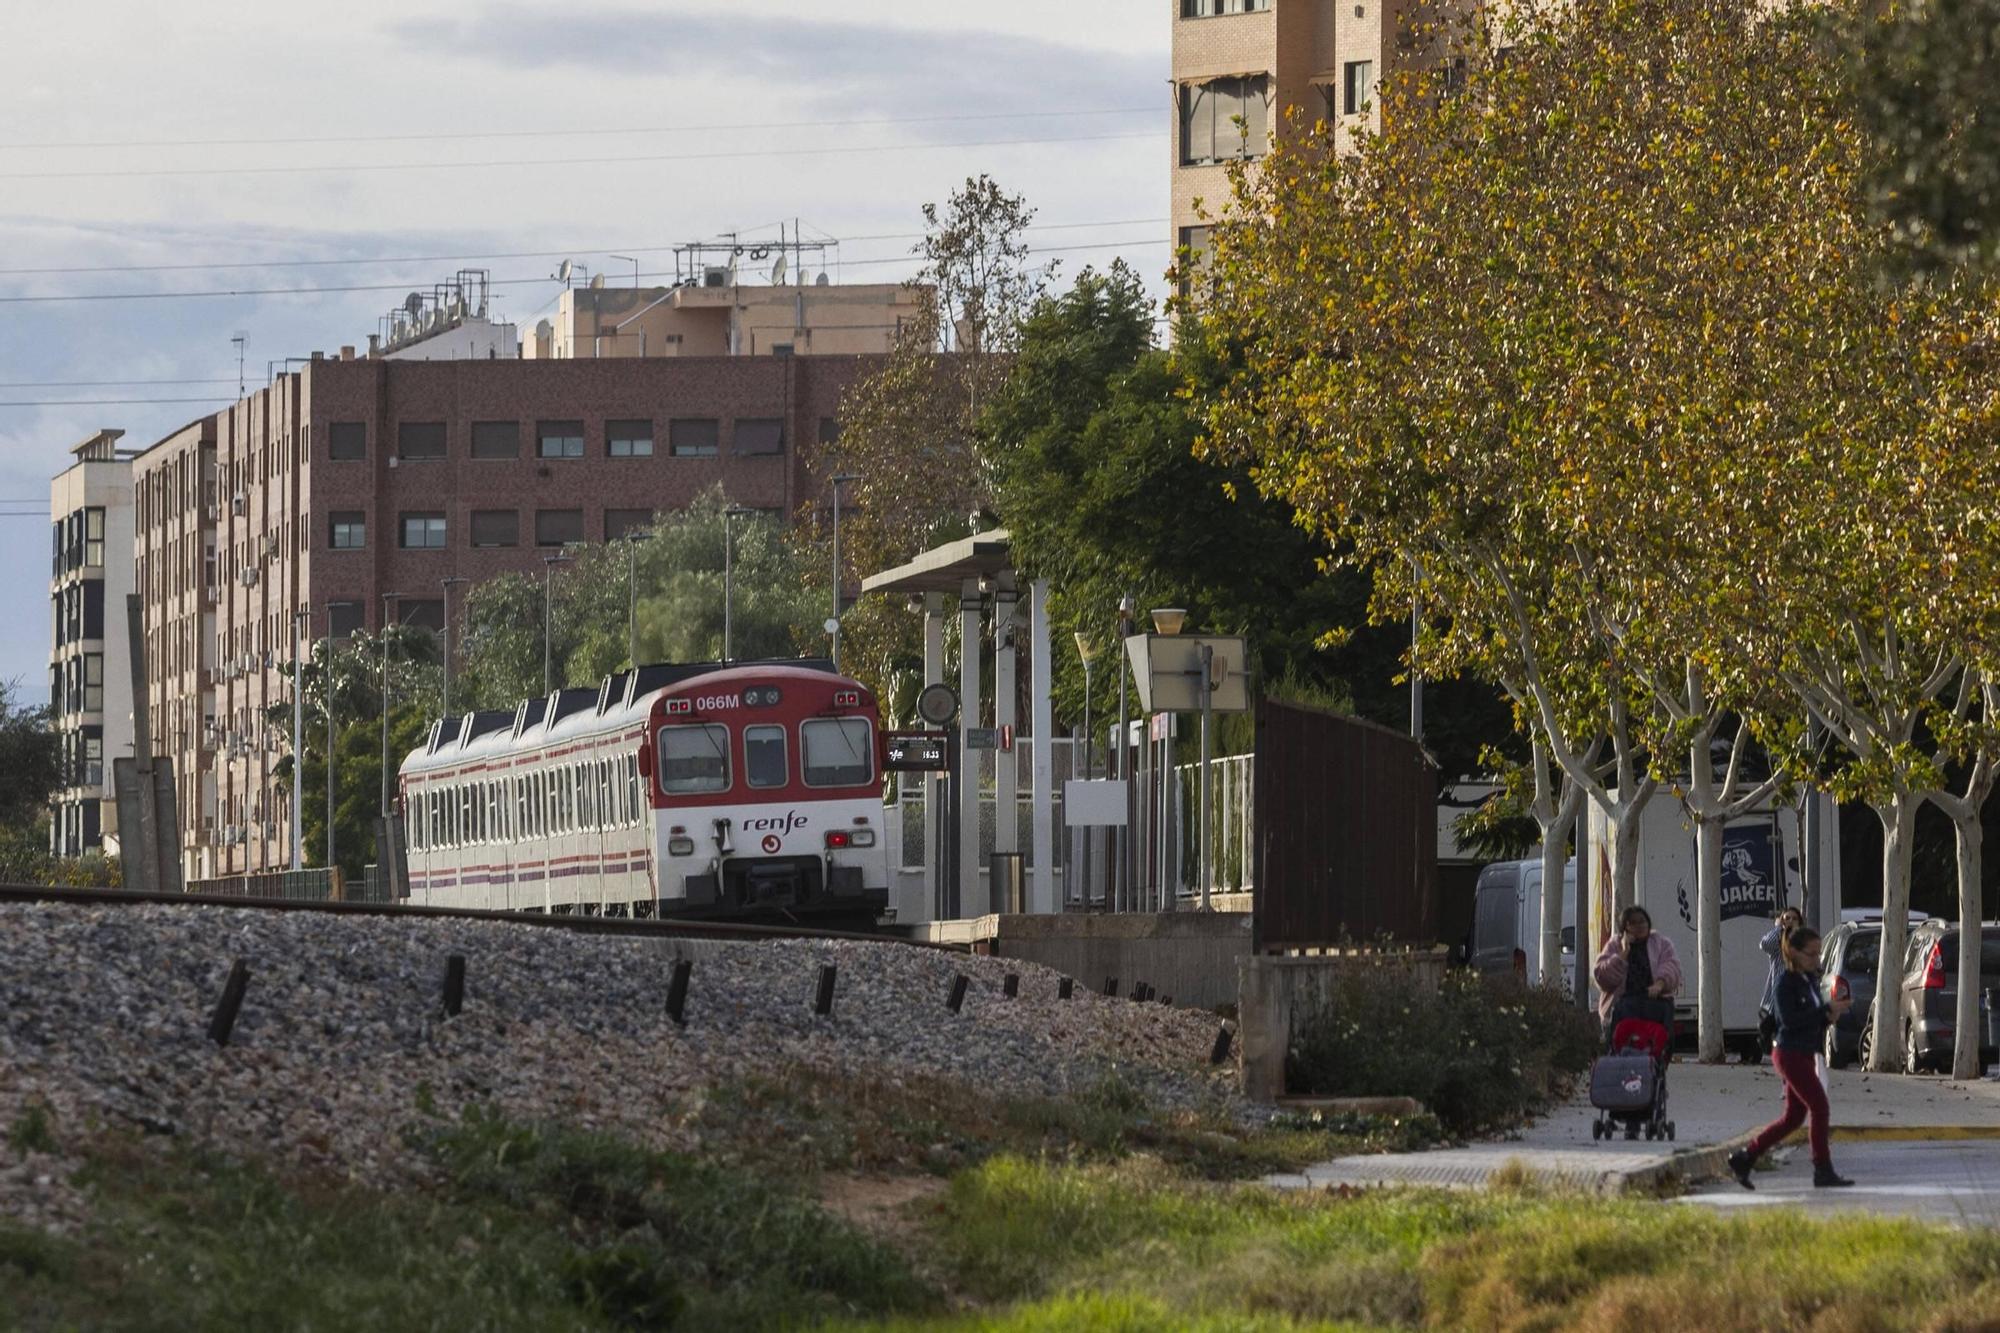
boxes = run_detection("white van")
[1586,797,1839,1059]
[1471,857,1577,994]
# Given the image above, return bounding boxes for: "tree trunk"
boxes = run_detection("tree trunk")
[1952,811,1984,1082]
[1537,823,1570,989]
[1867,793,1921,1073]
[1694,813,1727,1062]
[1607,801,1644,917]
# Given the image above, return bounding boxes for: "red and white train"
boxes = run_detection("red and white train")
[397,659,890,921]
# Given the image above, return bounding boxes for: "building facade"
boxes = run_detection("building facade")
[1171,0,1416,262]
[131,417,218,881]
[48,430,139,857]
[526,279,922,361]
[131,351,873,877]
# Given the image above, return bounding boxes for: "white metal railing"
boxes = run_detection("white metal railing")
[1176,754,1254,900]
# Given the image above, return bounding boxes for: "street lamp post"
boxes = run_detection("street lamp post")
[543,552,573,694]
[625,532,647,669]
[325,620,336,874]
[722,506,753,661]
[608,254,640,288]
[291,609,305,871]
[1115,594,1136,912]
[380,593,399,820]
[440,576,468,717]
[829,474,860,670]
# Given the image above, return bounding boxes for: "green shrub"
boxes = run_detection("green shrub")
[1285,969,1598,1134]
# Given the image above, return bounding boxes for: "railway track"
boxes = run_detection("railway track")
[0,882,961,950]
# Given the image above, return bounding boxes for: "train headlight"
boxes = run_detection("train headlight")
[848,828,875,848]
[667,836,695,857]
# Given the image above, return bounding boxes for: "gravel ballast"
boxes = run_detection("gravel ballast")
[0,902,1243,1229]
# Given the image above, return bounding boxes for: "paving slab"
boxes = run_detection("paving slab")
[1682,1139,2000,1225]
[1266,1060,2000,1197]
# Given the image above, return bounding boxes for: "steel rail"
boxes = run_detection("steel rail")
[0,883,961,950]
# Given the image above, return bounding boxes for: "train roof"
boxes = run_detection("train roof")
[398,657,851,780]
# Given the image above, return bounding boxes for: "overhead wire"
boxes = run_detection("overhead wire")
[0,130,1162,182]
[0,236,1170,305]
[0,218,1167,278]
[0,106,1157,152]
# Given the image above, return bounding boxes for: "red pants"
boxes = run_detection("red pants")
[1745,1047,1829,1166]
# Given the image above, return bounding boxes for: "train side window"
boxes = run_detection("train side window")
[627,755,641,823]
[745,725,788,789]
[657,724,731,793]
[802,718,875,787]
[599,759,613,824]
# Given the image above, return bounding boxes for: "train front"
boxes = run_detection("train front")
[641,664,890,921]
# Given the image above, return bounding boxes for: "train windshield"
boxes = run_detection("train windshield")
[744,725,788,788]
[657,724,730,793]
[802,718,874,787]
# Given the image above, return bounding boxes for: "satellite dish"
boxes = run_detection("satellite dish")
[771,253,788,285]
[558,259,573,284]
[815,272,830,286]
[588,273,606,289]
[403,291,423,316]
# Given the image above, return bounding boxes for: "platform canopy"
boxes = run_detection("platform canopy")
[859,528,1012,598]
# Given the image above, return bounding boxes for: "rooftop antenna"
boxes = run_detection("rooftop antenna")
[231,333,246,397]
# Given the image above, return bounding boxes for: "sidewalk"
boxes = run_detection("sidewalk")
[1265,1063,2000,1197]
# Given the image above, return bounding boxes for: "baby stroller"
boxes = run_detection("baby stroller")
[1589,1014,1675,1142]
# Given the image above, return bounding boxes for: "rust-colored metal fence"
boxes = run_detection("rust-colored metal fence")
[1251,700,1438,952]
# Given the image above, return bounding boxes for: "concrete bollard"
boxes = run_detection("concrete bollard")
[666,958,691,1026]
[442,954,466,1018]
[208,959,250,1047]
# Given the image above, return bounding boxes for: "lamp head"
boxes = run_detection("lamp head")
[1073,631,1096,664]
[1150,607,1188,636]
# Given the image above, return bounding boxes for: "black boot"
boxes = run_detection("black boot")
[1813,1162,1855,1188]
[1727,1149,1757,1190]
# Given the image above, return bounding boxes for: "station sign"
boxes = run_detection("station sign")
[885,731,949,772]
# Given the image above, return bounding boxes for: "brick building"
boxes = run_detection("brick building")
[131,351,873,878]
[1172,0,1437,262]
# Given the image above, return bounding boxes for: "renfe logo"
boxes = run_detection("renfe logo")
[740,810,808,835]
[761,834,782,854]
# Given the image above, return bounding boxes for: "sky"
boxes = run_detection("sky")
[0,0,1169,691]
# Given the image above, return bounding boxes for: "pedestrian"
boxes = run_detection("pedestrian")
[1592,905,1682,1046]
[1757,906,1804,1058]
[1728,925,1855,1189]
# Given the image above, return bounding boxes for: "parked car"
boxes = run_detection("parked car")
[1817,921,1883,1069]
[1881,920,2000,1073]
[1470,857,1576,994]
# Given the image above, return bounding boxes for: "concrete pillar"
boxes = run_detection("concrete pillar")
[1030,579,1055,914]
[992,578,1018,859]
[923,592,945,918]
[958,580,982,918]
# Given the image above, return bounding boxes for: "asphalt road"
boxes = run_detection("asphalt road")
[1681,1138,2000,1225]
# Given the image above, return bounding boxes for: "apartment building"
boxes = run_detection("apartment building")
[130,350,873,877]
[1172,0,1424,261]
[131,417,218,882]
[48,430,139,857]
[526,278,922,360]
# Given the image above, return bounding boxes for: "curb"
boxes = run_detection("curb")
[1602,1128,1761,1196]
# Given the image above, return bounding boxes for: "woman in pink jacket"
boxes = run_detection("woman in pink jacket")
[1593,905,1683,1044]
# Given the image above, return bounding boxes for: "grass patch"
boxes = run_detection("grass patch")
[860,1155,2000,1330]
[696,1064,1431,1184]
[0,1111,936,1331]
[6,1102,56,1158]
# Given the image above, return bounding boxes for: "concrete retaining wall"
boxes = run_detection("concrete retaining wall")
[916,912,1254,1013]
[1238,949,1449,1102]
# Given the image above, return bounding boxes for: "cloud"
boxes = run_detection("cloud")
[391,6,1162,128]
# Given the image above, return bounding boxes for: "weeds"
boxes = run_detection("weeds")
[6,1102,56,1158]
[1287,970,1598,1135]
